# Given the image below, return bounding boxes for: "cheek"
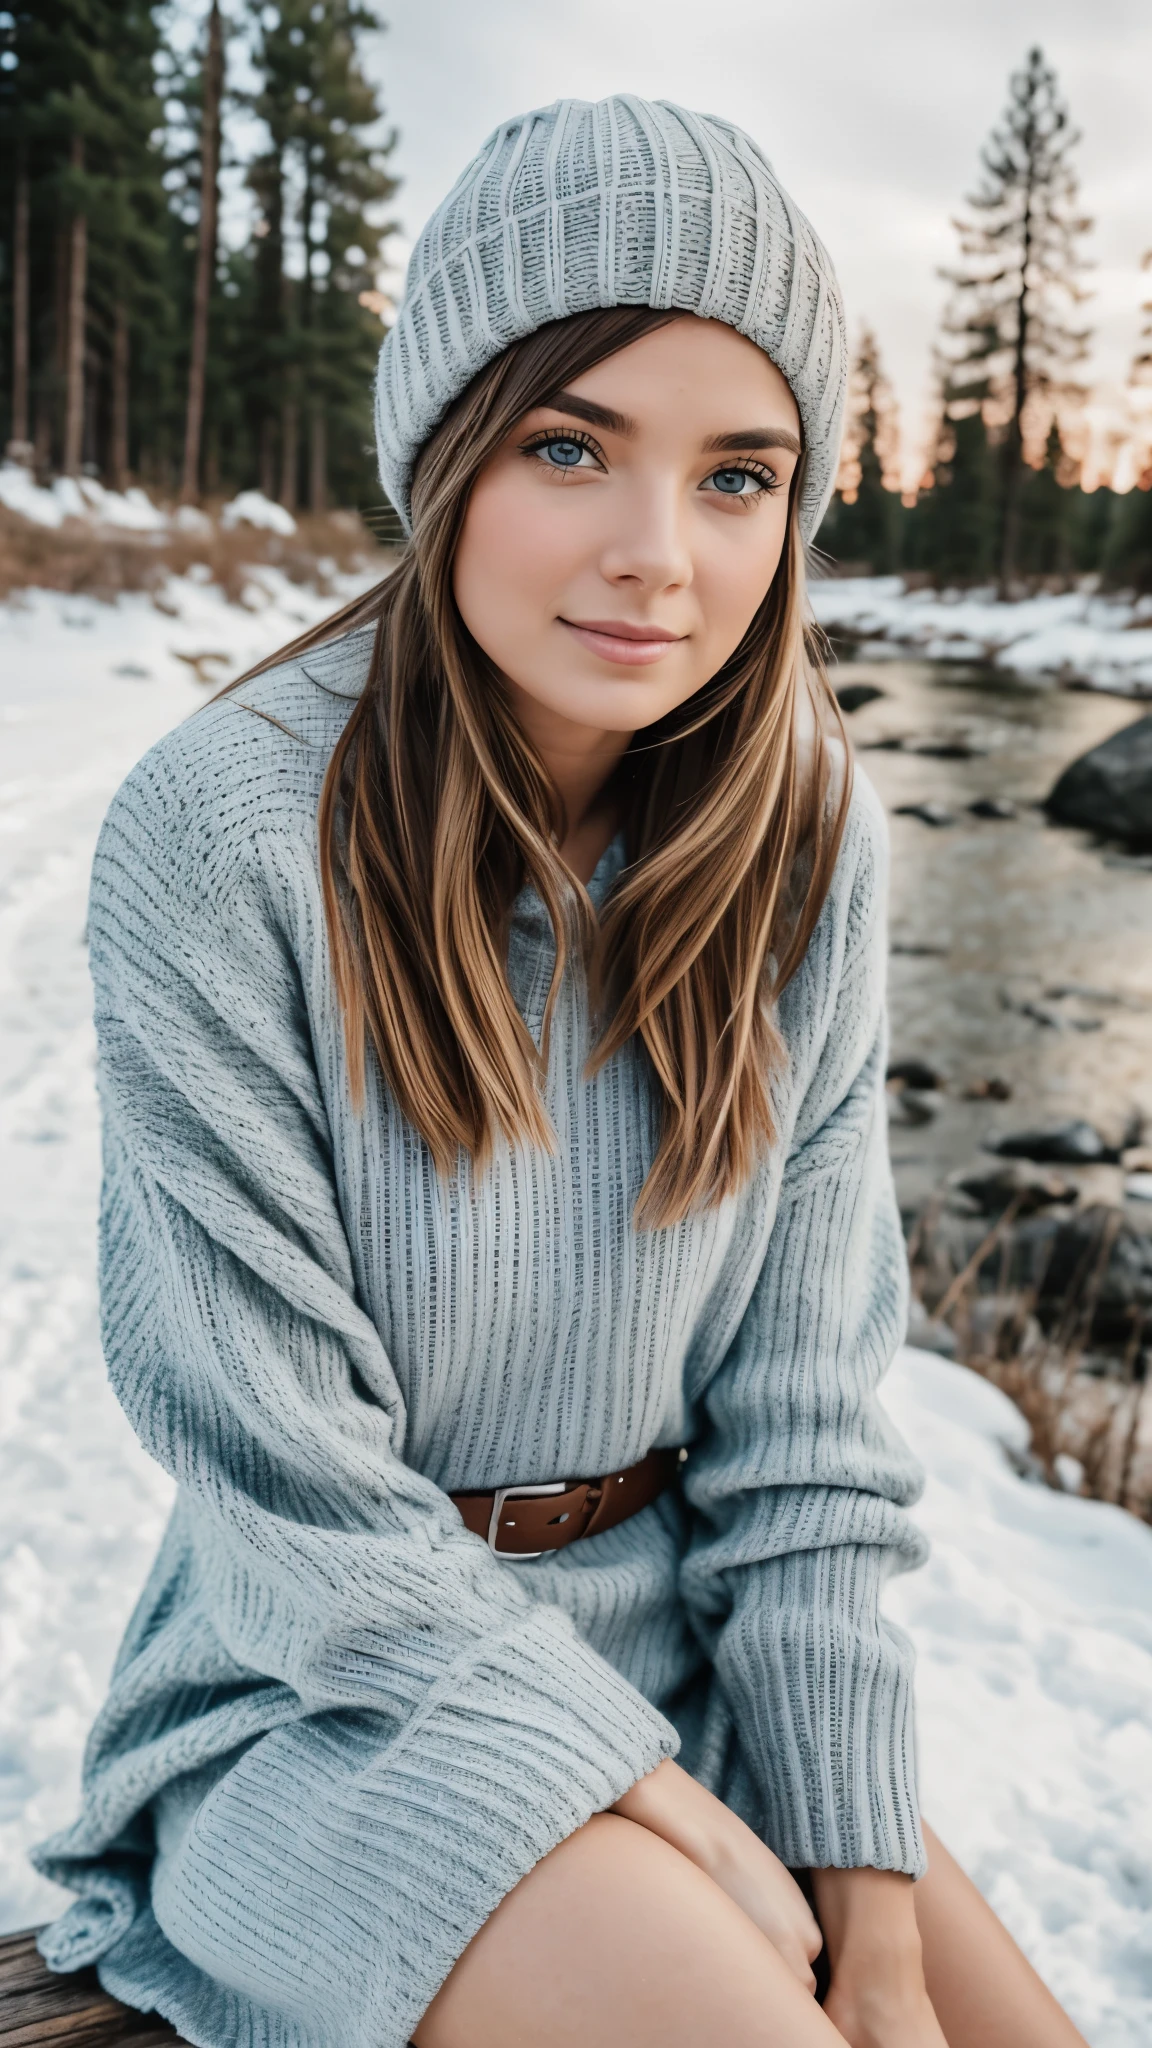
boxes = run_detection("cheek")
[454,470,577,658]
[697,500,790,649]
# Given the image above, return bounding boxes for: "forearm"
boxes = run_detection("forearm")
[811,1865,948,2048]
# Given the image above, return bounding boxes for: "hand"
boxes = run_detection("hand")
[811,1865,949,2048]
[611,1759,822,1991]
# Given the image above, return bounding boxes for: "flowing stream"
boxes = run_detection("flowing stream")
[837,655,1152,1218]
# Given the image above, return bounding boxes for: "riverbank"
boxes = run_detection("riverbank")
[811,575,1152,697]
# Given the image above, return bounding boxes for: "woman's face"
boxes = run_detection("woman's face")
[452,316,802,741]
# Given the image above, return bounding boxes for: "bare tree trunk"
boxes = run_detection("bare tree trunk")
[999,151,1036,591]
[308,407,326,513]
[258,415,277,500]
[279,398,298,511]
[180,0,224,503]
[110,300,130,490]
[8,145,31,459]
[63,137,88,477]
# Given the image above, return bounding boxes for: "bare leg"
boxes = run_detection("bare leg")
[413,1811,847,2048]
[916,1822,1089,2048]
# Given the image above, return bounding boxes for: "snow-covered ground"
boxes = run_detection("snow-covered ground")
[884,1357,1152,2046]
[0,460,298,538]
[810,575,1152,697]
[2,572,1151,2045]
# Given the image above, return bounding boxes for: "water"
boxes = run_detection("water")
[839,657,1152,1217]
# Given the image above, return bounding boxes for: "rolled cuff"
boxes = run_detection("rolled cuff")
[715,1545,924,1878]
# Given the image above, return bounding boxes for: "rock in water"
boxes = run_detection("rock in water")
[968,795,1017,820]
[888,1058,943,1091]
[894,800,955,827]
[953,1160,1078,1215]
[985,1119,1112,1164]
[835,682,886,713]
[1046,713,1152,844]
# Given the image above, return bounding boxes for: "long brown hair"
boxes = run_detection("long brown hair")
[236,307,850,1227]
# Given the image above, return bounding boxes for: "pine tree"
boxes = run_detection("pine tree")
[912,325,998,584]
[819,326,901,572]
[1,0,166,480]
[1,0,398,507]
[940,47,1092,587]
[1102,253,1152,591]
[1128,250,1152,485]
[1016,420,1075,577]
[241,0,398,512]
[180,0,224,502]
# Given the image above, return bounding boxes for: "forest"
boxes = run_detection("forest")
[1,15,1150,586]
[0,0,399,519]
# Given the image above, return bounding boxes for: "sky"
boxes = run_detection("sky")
[357,0,1152,485]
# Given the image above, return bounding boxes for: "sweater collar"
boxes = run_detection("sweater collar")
[511,831,627,942]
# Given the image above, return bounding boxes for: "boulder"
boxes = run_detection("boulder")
[1046,713,1152,845]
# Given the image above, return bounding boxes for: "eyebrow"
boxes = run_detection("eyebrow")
[544,390,801,456]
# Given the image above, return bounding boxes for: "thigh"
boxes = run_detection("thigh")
[915,1821,1089,2048]
[413,1812,844,2048]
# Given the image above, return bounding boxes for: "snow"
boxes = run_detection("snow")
[884,1351,1152,2047]
[0,464,170,533]
[0,464,299,539]
[219,488,298,535]
[1,570,1151,2044]
[811,575,1152,697]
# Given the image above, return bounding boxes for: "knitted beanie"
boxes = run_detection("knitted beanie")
[375,95,847,544]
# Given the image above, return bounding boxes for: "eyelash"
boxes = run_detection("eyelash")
[517,428,781,501]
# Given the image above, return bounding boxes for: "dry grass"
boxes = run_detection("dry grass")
[0,503,397,603]
[909,1199,1151,1519]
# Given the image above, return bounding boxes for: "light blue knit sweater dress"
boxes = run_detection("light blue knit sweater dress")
[34,623,927,2048]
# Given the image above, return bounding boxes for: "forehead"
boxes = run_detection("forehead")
[562,316,800,429]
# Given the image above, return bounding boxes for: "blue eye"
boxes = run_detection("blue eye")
[711,467,755,495]
[539,437,586,468]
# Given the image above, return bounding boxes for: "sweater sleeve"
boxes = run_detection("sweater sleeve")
[44,737,677,2041]
[679,779,928,1878]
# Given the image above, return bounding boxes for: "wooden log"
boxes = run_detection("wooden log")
[0,1930,189,2047]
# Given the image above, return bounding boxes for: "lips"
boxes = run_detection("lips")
[559,618,686,667]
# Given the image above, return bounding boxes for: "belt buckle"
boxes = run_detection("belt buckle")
[488,1480,570,1559]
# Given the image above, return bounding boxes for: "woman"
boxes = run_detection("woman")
[35,97,1086,2048]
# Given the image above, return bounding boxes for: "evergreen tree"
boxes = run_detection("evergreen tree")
[1016,420,1075,577]
[1,0,398,507]
[912,330,998,584]
[180,0,224,502]
[0,0,166,478]
[241,0,398,512]
[1102,252,1152,590]
[817,326,901,572]
[940,47,1092,586]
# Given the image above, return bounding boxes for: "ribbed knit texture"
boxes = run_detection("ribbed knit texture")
[33,627,927,2048]
[375,95,847,543]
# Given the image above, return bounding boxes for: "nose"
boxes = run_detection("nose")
[598,472,693,593]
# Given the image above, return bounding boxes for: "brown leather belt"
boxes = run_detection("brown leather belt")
[451,1445,685,1559]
